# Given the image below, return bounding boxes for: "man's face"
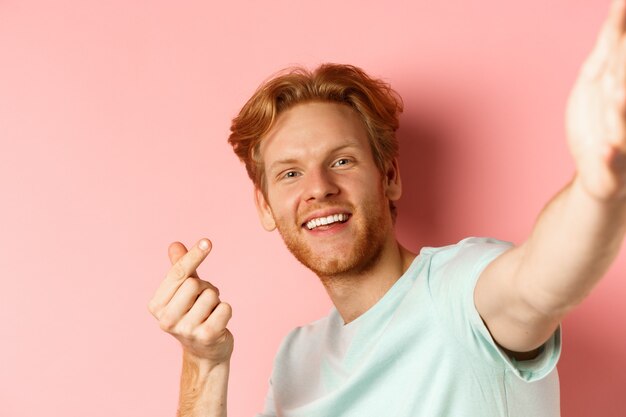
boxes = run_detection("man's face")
[255,101,401,278]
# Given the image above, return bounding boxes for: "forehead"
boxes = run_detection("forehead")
[259,101,370,163]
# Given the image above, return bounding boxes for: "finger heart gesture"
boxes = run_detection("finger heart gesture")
[148,239,234,366]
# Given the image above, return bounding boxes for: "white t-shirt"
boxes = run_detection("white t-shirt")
[256,237,561,417]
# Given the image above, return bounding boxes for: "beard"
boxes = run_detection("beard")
[274,198,391,279]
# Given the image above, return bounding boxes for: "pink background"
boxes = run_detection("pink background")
[1,1,624,416]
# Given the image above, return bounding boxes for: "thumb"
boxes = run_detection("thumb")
[168,241,189,265]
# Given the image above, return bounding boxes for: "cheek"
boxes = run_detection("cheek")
[357,177,384,199]
[268,190,300,222]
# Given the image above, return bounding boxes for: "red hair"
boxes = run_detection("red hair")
[228,63,404,192]
[228,64,402,191]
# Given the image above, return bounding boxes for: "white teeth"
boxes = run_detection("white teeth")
[306,214,349,230]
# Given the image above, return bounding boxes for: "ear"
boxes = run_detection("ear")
[383,158,402,201]
[254,187,277,231]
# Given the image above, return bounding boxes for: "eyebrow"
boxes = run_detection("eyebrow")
[268,158,299,173]
[268,143,358,172]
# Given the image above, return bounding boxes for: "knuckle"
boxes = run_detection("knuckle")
[219,302,233,320]
[190,278,203,291]
[158,308,181,332]
[177,322,195,339]
[158,315,176,332]
[195,328,218,345]
[170,262,187,281]
[147,299,158,316]
[182,277,202,292]
[202,287,219,305]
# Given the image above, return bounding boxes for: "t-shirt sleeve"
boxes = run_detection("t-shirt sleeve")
[426,237,562,382]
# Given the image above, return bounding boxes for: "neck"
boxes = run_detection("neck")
[320,236,417,324]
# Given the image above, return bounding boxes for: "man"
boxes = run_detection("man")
[148,1,626,416]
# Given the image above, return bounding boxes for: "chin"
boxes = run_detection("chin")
[287,238,385,279]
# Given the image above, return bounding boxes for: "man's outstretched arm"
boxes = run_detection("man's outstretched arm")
[148,239,233,417]
[475,0,626,354]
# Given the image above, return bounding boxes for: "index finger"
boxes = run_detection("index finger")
[148,239,213,315]
[166,238,212,283]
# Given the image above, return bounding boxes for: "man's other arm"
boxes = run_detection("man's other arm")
[148,239,233,417]
[475,0,626,354]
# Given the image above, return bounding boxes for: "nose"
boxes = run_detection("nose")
[303,168,339,202]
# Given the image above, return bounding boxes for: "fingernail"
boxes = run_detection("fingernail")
[199,239,209,250]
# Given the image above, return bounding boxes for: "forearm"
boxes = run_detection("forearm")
[178,352,229,417]
[519,174,626,316]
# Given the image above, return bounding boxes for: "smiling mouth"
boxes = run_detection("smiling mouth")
[304,213,350,230]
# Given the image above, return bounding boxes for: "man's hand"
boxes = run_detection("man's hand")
[567,0,626,201]
[148,239,234,367]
